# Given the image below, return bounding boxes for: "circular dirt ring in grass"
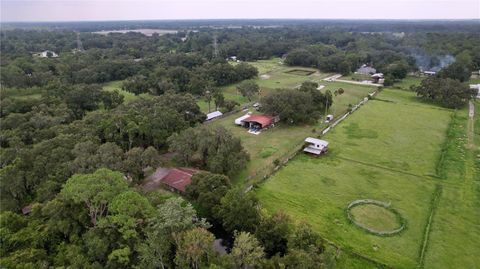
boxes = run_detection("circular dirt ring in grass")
[347,199,406,236]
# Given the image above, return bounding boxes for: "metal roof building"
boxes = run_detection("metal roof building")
[304,137,329,155]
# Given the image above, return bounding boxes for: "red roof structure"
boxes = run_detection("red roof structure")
[242,115,275,128]
[161,168,199,193]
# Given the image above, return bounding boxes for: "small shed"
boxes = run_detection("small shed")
[38,50,59,58]
[304,137,329,155]
[371,73,384,83]
[423,71,436,76]
[470,84,480,98]
[235,112,252,125]
[206,111,223,121]
[325,114,334,122]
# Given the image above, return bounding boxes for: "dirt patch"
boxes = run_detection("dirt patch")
[285,69,315,76]
[142,167,170,192]
[260,74,271,80]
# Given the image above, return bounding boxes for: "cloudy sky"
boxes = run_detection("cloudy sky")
[2,0,479,22]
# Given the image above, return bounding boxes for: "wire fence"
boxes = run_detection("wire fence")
[245,90,378,189]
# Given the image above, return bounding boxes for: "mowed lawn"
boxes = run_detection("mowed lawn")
[256,89,454,268]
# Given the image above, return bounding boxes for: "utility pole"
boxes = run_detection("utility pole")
[213,34,219,58]
[76,32,84,51]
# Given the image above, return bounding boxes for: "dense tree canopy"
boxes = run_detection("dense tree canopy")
[260,84,332,125]
[412,77,475,108]
[168,125,249,176]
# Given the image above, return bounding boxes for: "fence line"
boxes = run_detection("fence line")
[245,90,378,188]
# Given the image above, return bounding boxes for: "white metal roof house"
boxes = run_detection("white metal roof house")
[304,137,329,155]
[356,64,376,75]
[423,71,436,76]
[38,50,59,58]
[470,84,480,98]
[206,111,223,121]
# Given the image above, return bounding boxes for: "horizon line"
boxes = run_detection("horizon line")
[2,18,480,24]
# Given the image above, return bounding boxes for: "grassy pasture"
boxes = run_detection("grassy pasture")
[256,89,456,268]
[284,69,316,76]
[208,110,317,183]
[102,80,146,103]
[422,106,480,269]
[208,81,377,183]
[341,73,372,82]
[391,76,423,90]
[200,58,374,116]
[350,204,401,232]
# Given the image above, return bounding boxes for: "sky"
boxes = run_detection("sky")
[1,0,479,22]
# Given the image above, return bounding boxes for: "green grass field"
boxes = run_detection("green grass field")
[341,73,372,82]
[255,89,475,268]
[102,80,147,103]
[208,64,377,183]
[350,204,401,232]
[391,76,423,90]
[422,104,480,269]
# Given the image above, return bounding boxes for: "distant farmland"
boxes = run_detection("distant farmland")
[92,28,178,36]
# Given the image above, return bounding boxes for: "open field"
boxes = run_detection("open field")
[391,76,423,90]
[341,73,372,82]
[199,59,328,113]
[255,89,477,268]
[92,28,178,36]
[2,87,43,100]
[208,110,317,183]
[285,69,316,76]
[422,104,480,269]
[350,204,401,232]
[200,58,375,116]
[102,80,150,103]
[208,62,377,183]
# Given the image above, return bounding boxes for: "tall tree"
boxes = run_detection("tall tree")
[168,125,249,176]
[230,231,265,269]
[175,227,216,269]
[236,80,260,102]
[61,168,129,226]
[412,77,475,108]
[185,171,231,219]
[256,211,291,257]
[216,187,260,234]
[260,89,320,124]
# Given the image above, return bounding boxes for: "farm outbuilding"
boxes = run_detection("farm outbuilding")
[303,137,329,155]
[235,112,252,125]
[34,50,59,58]
[422,71,436,76]
[371,73,384,84]
[241,115,277,129]
[160,168,199,193]
[206,111,223,121]
[356,64,376,75]
[470,84,480,98]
